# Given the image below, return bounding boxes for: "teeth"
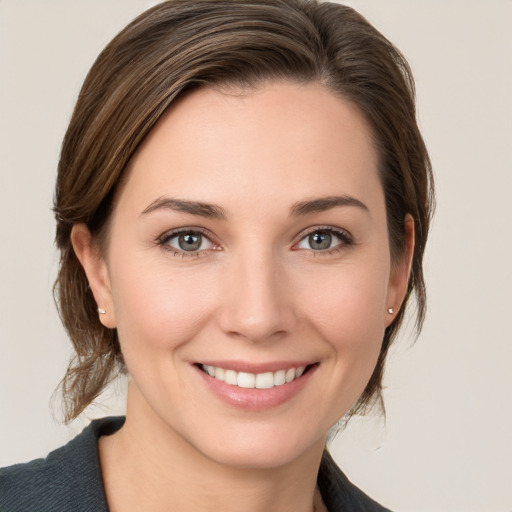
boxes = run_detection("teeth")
[214,367,225,380]
[202,364,308,388]
[237,372,255,388]
[274,369,286,386]
[285,368,295,383]
[255,372,274,389]
[225,369,238,385]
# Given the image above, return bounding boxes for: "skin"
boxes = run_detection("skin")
[72,81,414,512]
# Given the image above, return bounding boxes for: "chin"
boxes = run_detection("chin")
[187,420,327,470]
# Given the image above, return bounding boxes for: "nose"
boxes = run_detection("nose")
[217,247,297,343]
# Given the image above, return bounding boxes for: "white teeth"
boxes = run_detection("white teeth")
[224,369,238,385]
[202,364,309,388]
[237,372,255,388]
[255,372,274,389]
[285,368,296,383]
[274,369,286,386]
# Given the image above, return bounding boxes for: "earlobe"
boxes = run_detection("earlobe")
[71,224,116,328]
[385,214,415,326]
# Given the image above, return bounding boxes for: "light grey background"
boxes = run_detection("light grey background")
[1,1,511,511]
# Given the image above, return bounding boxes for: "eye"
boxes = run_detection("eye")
[296,228,351,252]
[159,229,216,254]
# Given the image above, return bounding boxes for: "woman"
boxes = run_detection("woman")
[0,1,433,510]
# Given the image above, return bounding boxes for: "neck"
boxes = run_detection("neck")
[99,386,325,512]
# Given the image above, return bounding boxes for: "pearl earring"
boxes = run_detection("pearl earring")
[98,308,107,315]
[387,307,394,315]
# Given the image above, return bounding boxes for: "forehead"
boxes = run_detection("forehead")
[118,81,383,218]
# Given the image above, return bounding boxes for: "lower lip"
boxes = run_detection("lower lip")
[194,365,317,411]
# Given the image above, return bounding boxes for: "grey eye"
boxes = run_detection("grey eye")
[297,229,345,251]
[178,233,201,251]
[307,231,332,250]
[167,231,213,252]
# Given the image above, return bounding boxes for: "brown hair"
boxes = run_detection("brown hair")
[54,0,434,422]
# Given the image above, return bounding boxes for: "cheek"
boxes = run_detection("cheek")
[300,261,388,342]
[110,258,218,356]
[296,260,389,399]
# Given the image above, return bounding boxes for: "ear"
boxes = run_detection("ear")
[385,214,415,327]
[71,224,116,328]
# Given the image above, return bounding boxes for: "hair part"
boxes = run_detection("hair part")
[53,0,434,422]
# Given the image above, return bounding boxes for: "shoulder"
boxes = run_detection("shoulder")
[0,416,125,512]
[318,450,393,512]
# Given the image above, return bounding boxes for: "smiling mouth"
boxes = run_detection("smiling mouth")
[198,364,316,389]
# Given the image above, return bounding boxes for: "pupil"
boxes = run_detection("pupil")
[310,232,331,250]
[179,233,201,251]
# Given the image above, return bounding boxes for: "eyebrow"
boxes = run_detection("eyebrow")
[141,197,226,219]
[290,195,369,216]
[141,194,368,219]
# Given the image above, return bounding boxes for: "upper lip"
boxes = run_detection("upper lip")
[194,360,316,374]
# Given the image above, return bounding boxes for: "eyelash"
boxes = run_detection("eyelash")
[156,226,354,258]
[293,226,354,256]
[157,227,218,258]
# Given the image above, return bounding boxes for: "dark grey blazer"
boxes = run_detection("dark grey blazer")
[0,417,391,511]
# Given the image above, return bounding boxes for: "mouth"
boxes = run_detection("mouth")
[197,363,317,389]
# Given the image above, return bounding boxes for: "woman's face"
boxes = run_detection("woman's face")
[77,81,410,468]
